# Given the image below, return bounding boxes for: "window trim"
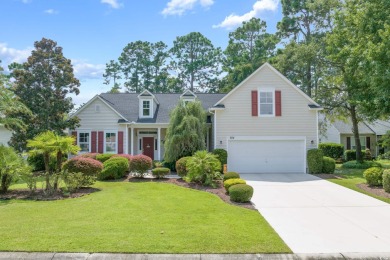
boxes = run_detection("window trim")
[78,130,91,153]
[104,130,118,154]
[139,98,153,118]
[351,136,366,150]
[258,88,275,117]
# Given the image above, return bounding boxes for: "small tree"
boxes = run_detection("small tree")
[184,150,221,187]
[164,100,206,163]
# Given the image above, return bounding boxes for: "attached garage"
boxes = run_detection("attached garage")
[227,137,306,174]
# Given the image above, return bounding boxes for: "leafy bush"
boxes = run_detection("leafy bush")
[212,149,227,171]
[319,143,344,159]
[151,167,170,179]
[342,160,381,169]
[79,153,99,159]
[377,151,390,160]
[163,161,176,171]
[383,170,390,193]
[363,167,383,186]
[223,172,240,181]
[344,150,366,161]
[63,157,103,176]
[129,154,153,178]
[27,153,57,172]
[96,153,114,163]
[229,184,254,203]
[62,171,96,192]
[322,157,336,174]
[112,154,132,164]
[223,178,246,192]
[153,161,164,168]
[307,149,323,174]
[176,156,191,178]
[20,171,38,192]
[99,157,129,180]
[184,151,221,187]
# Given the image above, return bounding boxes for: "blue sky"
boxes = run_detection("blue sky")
[1,0,282,105]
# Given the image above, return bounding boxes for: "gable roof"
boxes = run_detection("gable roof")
[366,120,390,135]
[71,95,127,120]
[214,62,321,108]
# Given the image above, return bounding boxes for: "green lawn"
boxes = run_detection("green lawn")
[326,160,390,204]
[0,181,290,253]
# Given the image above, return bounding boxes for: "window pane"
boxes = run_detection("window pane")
[260,104,273,115]
[143,108,150,116]
[80,144,89,152]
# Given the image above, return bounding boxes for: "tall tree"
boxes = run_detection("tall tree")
[103,60,122,92]
[8,38,80,151]
[170,32,222,92]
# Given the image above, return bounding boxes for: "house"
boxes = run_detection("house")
[0,125,12,146]
[71,63,321,173]
[320,116,390,156]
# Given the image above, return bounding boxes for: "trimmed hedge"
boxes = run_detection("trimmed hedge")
[63,156,103,176]
[223,172,240,181]
[229,184,254,203]
[342,160,381,169]
[307,149,323,174]
[363,167,383,187]
[322,156,336,174]
[99,157,129,180]
[344,150,366,162]
[175,156,191,178]
[130,154,153,177]
[112,154,132,164]
[319,143,344,159]
[223,178,246,192]
[96,153,115,163]
[79,153,99,159]
[151,167,170,179]
[212,149,227,171]
[383,170,390,193]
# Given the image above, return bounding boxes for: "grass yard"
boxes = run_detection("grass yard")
[0,181,290,253]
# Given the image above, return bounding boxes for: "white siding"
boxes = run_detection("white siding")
[215,65,318,151]
[0,126,12,146]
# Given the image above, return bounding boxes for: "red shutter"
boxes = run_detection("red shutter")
[98,131,104,153]
[366,137,371,150]
[71,131,77,145]
[251,90,258,116]
[346,137,351,150]
[118,131,124,154]
[275,90,282,116]
[91,131,97,153]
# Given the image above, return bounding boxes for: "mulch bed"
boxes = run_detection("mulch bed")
[0,187,100,201]
[128,176,256,210]
[356,183,390,199]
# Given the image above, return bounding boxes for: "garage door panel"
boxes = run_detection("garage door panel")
[228,139,305,174]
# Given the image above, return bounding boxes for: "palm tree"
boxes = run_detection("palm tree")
[0,86,31,130]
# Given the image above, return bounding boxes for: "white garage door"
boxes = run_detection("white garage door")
[228,139,305,173]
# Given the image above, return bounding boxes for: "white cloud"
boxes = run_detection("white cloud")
[161,0,214,16]
[72,60,105,80]
[44,9,59,15]
[213,0,279,29]
[0,42,32,68]
[101,0,123,9]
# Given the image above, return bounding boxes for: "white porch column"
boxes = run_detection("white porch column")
[206,127,210,151]
[125,125,129,154]
[130,127,134,155]
[157,127,161,161]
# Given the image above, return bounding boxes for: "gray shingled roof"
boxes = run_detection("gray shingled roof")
[99,93,226,124]
[332,120,375,134]
[366,120,390,135]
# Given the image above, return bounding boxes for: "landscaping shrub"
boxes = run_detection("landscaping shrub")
[151,167,170,179]
[212,148,227,171]
[229,184,254,203]
[27,153,57,172]
[20,171,38,192]
[322,156,336,174]
[319,143,344,160]
[99,157,129,180]
[63,157,103,176]
[129,154,153,178]
[307,149,323,174]
[223,178,246,192]
[383,170,390,193]
[96,153,114,163]
[153,161,164,168]
[377,151,390,160]
[342,160,381,169]
[363,167,383,187]
[223,172,240,181]
[176,156,191,178]
[112,154,132,164]
[344,150,366,161]
[163,161,176,171]
[79,153,99,159]
[62,171,96,192]
[184,151,221,187]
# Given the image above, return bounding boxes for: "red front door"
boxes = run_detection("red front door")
[142,137,154,160]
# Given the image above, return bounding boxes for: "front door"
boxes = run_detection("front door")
[142,137,154,160]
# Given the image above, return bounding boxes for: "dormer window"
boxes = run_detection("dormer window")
[180,89,197,105]
[143,100,151,117]
[138,90,158,119]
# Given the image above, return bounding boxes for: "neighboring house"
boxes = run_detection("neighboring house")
[71,63,321,173]
[0,125,12,146]
[319,116,390,156]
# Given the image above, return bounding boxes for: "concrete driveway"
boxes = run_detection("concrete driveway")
[242,173,390,254]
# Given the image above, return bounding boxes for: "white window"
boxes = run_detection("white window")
[259,90,274,116]
[105,132,117,153]
[142,100,151,117]
[78,132,90,153]
[351,136,366,150]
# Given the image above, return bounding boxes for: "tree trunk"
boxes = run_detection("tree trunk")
[350,106,363,163]
[44,152,51,190]
[1,174,8,193]
[54,151,63,190]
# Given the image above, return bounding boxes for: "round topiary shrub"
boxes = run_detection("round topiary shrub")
[151,167,170,179]
[307,149,323,174]
[382,169,390,193]
[96,153,114,163]
[223,178,246,192]
[130,154,153,178]
[363,167,383,187]
[112,154,132,164]
[322,156,336,174]
[223,172,240,181]
[175,156,191,178]
[229,184,254,203]
[318,143,344,160]
[63,156,103,176]
[79,153,99,159]
[99,157,129,180]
